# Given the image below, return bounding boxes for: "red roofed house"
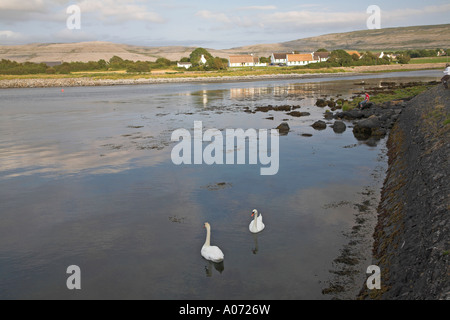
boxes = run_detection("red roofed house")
[228,55,266,67]
[286,53,315,66]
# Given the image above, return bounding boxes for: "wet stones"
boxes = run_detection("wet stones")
[287,111,311,117]
[332,121,347,133]
[311,120,327,130]
[276,122,290,135]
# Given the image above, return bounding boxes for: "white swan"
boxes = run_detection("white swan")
[249,209,265,233]
[201,222,224,263]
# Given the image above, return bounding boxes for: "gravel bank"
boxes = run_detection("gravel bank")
[0,72,352,89]
[360,84,449,300]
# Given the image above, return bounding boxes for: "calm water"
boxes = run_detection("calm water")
[0,70,441,299]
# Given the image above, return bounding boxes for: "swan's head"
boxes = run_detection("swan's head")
[204,222,211,229]
[251,209,258,217]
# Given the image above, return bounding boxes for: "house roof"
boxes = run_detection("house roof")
[313,52,330,59]
[287,53,313,62]
[346,50,360,57]
[272,53,288,59]
[229,55,257,64]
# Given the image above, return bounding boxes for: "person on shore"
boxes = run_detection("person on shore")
[358,92,370,109]
[442,64,450,89]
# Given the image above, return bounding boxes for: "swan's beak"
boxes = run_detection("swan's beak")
[251,213,254,217]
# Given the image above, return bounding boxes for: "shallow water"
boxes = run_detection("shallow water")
[0,70,441,299]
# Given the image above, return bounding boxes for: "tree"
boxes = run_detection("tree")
[316,48,328,52]
[396,54,411,64]
[155,57,172,66]
[126,61,150,73]
[189,48,213,66]
[109,56,125,69]
[328,50,353,66]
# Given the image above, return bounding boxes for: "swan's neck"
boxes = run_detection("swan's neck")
[204,227,211,247]
[253,212,258,227]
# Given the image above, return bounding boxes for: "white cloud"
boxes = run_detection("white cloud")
[0,30,27,44]
[0,0,46,12]
[78,0,165,23]
[195,10,232,24]
[238,6,277,11]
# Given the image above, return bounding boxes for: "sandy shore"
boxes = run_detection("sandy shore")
[0,63,445,89]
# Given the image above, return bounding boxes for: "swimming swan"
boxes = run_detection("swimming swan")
[249,209,265,233]
[201,222,224,263]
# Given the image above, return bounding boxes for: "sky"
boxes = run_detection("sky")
[0,0,449,48]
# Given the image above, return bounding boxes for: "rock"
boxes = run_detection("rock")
[311,120,327,130]
[352,115,386,139]
[334,109,365,120]
[288,111,310,117]
[324,112,334,120]
[332,121,347,133]
[276,122,290,135]
[315,99,327,107]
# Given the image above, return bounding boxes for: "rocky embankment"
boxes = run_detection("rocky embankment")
[357,85,449,300]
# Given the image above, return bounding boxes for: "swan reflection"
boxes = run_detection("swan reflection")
[252,233,259,255]
[204,261,224,277]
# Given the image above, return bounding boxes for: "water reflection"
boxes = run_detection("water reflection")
[252,234,259,255]
[204,261,225,277]
[0,70,441,299]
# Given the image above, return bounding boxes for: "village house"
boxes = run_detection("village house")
[177,62,192,69]
[228,55,266,67]
[313,52,330,62]
[346,50,361,59]
[270,53,289,65]
[286,53,315,66]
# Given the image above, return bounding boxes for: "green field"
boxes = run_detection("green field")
[410,56,449,64]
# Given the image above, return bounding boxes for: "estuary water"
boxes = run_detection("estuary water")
[0,70,441,299]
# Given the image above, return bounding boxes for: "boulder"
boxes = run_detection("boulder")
[353,115,386,139]
[311,120,327,130]
[332,121,347,133]
[288,111,310,117]
[276,122,290,135]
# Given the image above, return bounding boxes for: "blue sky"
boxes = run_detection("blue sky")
[0,0,449,48]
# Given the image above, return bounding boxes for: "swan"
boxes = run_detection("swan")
[249,209,265,233]
[201,222,224,263]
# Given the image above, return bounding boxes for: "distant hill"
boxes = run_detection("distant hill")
[231,24,450,56]
[0,24,448,63]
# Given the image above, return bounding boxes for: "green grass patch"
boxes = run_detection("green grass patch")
[410,57,450,64]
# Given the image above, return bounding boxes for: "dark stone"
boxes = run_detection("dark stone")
[315,99,327,107]
[276,122,290,135]
[288,111,310,117]
[311,120,327,130]
[332,121,347,133]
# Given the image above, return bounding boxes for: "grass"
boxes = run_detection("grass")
[342,84,434,111]
[410,56,450,64]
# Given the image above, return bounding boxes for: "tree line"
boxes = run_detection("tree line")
[0,47,446,75]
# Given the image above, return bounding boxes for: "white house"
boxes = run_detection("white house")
[177,62,192,69]
[199,54,207,65]
[313,52,330,62]
[228,55,266,67]
[286,53,315,66]
[271,53,289,65]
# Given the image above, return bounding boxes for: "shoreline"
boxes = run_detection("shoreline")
[359,84,449,299]
[0,72,353,89]
[0,62,445,89]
